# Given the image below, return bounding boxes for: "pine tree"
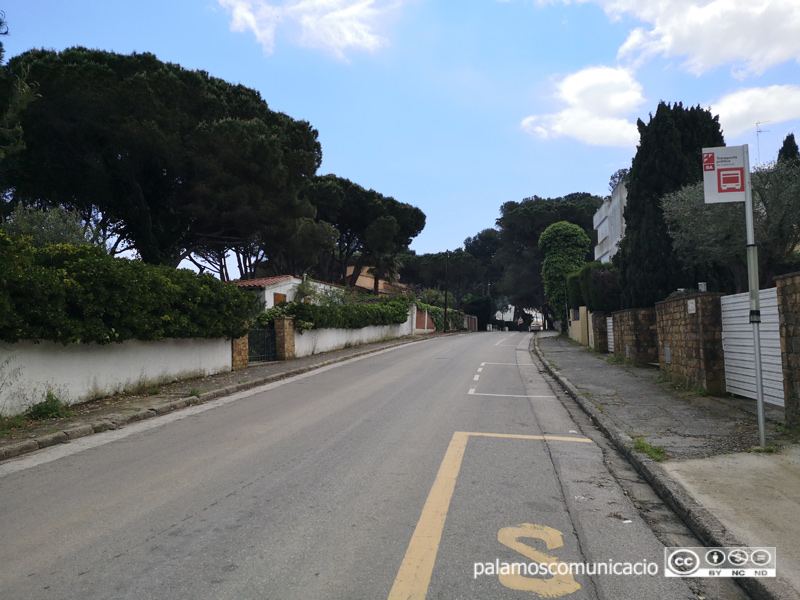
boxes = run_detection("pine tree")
[615,102,725,308]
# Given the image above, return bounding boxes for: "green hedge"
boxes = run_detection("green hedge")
[577,261,622,312]
[566,272,584,308]
[0,232,259,344]
[255,295,411,331]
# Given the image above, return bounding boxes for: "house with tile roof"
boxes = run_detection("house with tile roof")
[231,275,338,310]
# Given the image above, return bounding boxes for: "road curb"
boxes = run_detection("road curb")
[0,338,423,465]
[532,337,793,600]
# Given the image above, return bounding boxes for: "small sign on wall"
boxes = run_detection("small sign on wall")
[687,299,697,314]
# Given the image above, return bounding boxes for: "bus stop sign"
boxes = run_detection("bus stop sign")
[702,146,748,203]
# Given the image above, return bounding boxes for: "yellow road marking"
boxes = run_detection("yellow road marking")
[388,431,470,600]
[465,432,593,443]
[467,392,557,398]
[387,431,593,599]
[498,523,581,597]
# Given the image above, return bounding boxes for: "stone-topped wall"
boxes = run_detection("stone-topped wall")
[655,293,725,395]
[776,272,800,425]
[612,308,658,366]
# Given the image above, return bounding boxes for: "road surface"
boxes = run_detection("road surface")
[1,332,716,599]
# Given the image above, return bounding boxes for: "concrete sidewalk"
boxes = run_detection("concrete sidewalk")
[535,334,800,600]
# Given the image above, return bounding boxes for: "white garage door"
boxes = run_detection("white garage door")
[721,288,784,406]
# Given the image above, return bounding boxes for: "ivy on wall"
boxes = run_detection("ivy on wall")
[415,302,465,332]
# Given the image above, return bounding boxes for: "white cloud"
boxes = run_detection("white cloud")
[711,85,800,137]
[218,0,400,59]
[521,66,644,146]
[603,0,800,76]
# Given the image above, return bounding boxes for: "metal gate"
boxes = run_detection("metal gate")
[721,288,783,406]
[606,316,614,354]
[249,328,277,363]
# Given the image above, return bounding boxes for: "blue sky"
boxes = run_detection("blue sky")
[3,0,800,255]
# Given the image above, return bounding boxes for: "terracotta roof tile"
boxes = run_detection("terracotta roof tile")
[231,275,294,289]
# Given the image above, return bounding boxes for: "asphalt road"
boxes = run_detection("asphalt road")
[1,332,700,599]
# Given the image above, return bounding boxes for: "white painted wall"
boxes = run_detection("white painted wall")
[0,338,231,416]
[294,307,415,357]
[261,278,339,309]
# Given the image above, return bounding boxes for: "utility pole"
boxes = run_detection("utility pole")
[443,250,449,333]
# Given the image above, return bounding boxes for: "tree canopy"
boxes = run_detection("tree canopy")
[778,133,800,167]
[1,205,94,247]
[301,174,425,286]
[0,47,322,267]
[0,12,37,162]
[662,155,800,290]
[615,102,725,307]
[493,192,601,311]
[538,221,591,324]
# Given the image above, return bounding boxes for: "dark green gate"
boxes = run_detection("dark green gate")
[248,328,277,362]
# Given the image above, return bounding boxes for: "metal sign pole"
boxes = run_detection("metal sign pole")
[703,144,767,447]
[742,145,767,447]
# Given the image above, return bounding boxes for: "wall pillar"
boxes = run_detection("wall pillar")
[231,335,249,371]
[274,317,295,361]
[776,272,800,425]
[592,311,608,353]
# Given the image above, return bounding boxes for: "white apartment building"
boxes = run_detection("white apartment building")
[593,181,627,263]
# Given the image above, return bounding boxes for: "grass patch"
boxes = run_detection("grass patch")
[189,389,201,398]
[0,414,27,434]
[775,423,800,443]
[748,445,778,453]
[632,437,667,462]
[548,360,561,371]
[24,391,72,420]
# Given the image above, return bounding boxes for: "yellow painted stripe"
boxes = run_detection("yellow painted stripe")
[388,431,593,599]
[464,432,594,444]
[388,431,469,600]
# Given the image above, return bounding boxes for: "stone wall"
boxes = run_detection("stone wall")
[776,272,800,425]
[231,336,249,371]
[274,317,296,361]
[612,308,658,366]
[591,311,608,353]
[655,293,725,395]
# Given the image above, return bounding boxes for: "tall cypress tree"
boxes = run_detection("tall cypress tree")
[615,102,725,308]
[777,133,800,166]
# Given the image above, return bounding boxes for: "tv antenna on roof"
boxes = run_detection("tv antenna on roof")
[756,121,771,163]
